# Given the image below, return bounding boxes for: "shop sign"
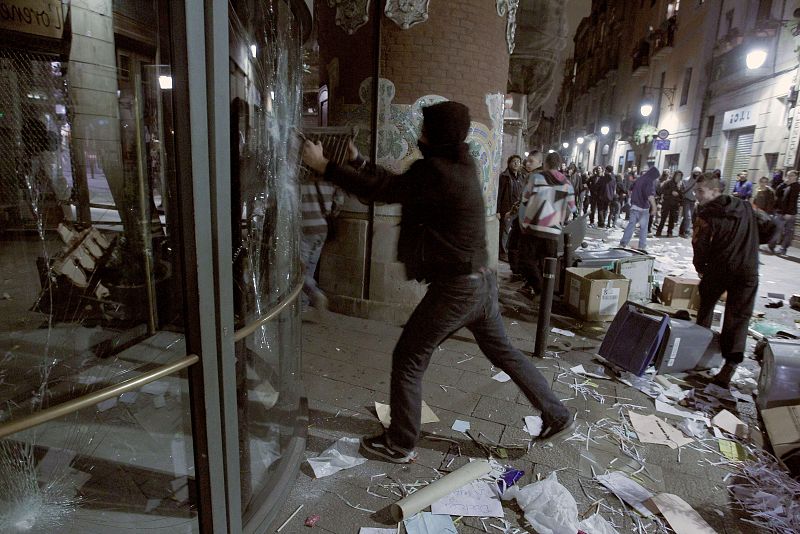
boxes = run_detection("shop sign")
[654,139,671,150]
[0,0,64,39]
[722,104,758,131]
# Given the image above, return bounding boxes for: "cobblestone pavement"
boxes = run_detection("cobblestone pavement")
[275,224,799,533]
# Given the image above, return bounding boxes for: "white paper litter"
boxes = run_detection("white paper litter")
[404,512,457,534]
[140,380,170,396]
[654,399,709,424]
[430,480,504,518]
[596,471,654,517]
[359,529,396,534]
[492,371,511,382]
[570,364,609,380]
[677,419,708,438]
[96,397,117,412]
[524,415,543,437]
[551,327,575,337]
[452,420,471,433]
[375,401,439,428]
[306,437,366,478]
[703,383,736,403]
[119,391,138,404]
[502,471,579,534]
[711,410,749,438]
[629,412,693,449]
[578,513,621,534]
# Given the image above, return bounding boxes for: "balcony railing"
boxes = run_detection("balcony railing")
[651,16,677,60]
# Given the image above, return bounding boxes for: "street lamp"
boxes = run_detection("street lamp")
[548,149,555,154]
[562,142,569,149]
[746,49,768,70]
[640,102,653,117]
[577,136,584,145]
[600,125,610,135]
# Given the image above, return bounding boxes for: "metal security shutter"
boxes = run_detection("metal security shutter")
[724,129,755,193]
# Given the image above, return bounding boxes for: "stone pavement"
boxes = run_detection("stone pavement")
[273,252,790,533]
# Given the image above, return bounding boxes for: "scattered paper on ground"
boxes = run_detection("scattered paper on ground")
[492,371,511,382]
[524,415,543,437]
[650,493,718,534]
[578,513,621,534]
[551,327,575,337]
[703,384,736,403]
[359,529,396,534]
[452,419,471,433]
[596,471,654,517]
[403,512,457,534]
[501,472,579,533]
[654,399,709,424]
[306,437,366,478]
[711,409,749,438]
[375,401,439,428]
[430,480,504,518]
[718,440,747,461]
[571,364,609,379]
[629,412,693,449]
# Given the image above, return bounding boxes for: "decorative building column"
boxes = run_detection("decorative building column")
[316,0,511,324]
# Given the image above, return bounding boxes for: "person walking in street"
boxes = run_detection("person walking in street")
[497,155,525,262]
[693,172,760,388]
[507,152,542,274]
[732,171,753,201]
[607,171,626,228]
[586,167,601,226]
[752,176,775,214]
[678,167,700,238]
[517,151,576,294]
[769,170,800,255]
[619,166,658,251]
[656,171,682,237]
[302,101,574,463]
[649,170,671,236]
[594,166,615,228]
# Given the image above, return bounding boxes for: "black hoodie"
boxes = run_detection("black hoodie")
[692,195,759,276]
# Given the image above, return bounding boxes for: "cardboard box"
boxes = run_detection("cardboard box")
[760,404,800,476]
[661,276,700,310]
[565,268,631,322]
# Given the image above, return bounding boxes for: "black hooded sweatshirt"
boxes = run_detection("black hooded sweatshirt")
[322,102,488,282]
[692,195,759,277]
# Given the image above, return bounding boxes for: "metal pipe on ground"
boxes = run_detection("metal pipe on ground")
[534,257,557,359]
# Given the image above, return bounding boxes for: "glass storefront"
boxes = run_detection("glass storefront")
[0,0,310,531]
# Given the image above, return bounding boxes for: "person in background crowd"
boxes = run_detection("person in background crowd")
[620,166,659,251]
[586,167,601,226]
[496,155,525,262]
[580,171,591,217]
[649,170,671,236]
[752,176,775,214]
[622,172,636,221]
[771,170,784,191]
[769,170,800,255]
[678,167,700,238]
[594,166,616,228]
[507,152,542,274]
[693,172,759,388]
[302,101,574,463]
[607,171,626,228]
[568,164,583,218]
[656,171,682,237]
[732,171,753,201]
[518,151,576,294]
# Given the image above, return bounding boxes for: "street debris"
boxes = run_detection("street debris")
[404,511,457,533]
[375,401,439,428]
[628,412,693,449]
[451,420,470,433]
[276,504,303,532]
[306,437,366,478]
[501,471,579,533]
[649,492,717,534]
[595,470,654,517]
[523,415,543,437]
[430,479,503,517]
[303,514,320,527]
[491,370,511,382]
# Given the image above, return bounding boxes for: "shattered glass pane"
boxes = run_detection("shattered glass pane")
[229,0,304,516]
[1,2,196,531]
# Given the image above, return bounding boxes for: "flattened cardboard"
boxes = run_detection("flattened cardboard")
[661,276,700,310]
[761,404,800,459]
[565,268,631,322]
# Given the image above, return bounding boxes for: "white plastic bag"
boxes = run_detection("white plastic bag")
[501,472,578,534]
[306,437,366,478]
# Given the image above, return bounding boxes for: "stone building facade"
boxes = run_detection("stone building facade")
[314,0,513,323]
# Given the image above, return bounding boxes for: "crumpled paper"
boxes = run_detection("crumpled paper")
[306,437,366,478]
[501,472,579,534]
[578,513,620,534]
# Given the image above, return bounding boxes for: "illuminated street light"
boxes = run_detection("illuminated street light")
[524,151,529,157]
[746,49,768,70]
[577,136,584,144]
[562,142,569,149]
[158,75,173,90]
[600,125,610,135]
[640,103,653,117]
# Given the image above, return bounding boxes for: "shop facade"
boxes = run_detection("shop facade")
[0,0,312,532]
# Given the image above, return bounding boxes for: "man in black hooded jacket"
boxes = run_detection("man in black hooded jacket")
[302,101,572,463]
[692,172,759,387]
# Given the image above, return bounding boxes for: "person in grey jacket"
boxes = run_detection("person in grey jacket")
[679,167,700,238]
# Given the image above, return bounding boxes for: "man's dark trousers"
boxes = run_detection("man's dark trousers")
[696,273,758,365]
[386,270,569,453]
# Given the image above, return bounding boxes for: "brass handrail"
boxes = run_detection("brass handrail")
[233,281,304,342]
[0,354,199,440]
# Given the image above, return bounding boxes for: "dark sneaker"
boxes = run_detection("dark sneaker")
[360,433,418,464]
[711,362,737,388]
[538,415,576,441]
